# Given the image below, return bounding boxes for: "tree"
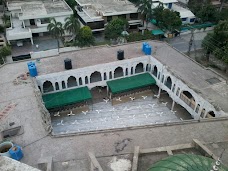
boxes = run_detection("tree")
[104,18,128,40]
[129,0,139,4]
[152,7,182,33]
[202,20,228,63]
[64,15,80,41]
[160,9,182,33]
[77,26,95,47]
[152,5,164,27]
[47,18,64,51]
[65,0,77,10]
[197,4,219,23]
[219,0,228,12]
[136,0,155,29]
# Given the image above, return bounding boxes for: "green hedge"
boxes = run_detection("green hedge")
[126,31,154,42]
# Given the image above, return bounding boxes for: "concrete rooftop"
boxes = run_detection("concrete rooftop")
[0,52,228,170]
[7,0,72,19]
[36,41,228,113]
[77,0,137,16]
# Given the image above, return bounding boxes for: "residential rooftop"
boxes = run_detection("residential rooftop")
[76,0,138,17]
[7,0,73,19]
[35,41,228,113]
[172,3,195,18]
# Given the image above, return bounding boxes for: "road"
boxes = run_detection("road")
[167,31,212,53]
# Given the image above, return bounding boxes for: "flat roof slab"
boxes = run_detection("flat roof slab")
[7,0,72,19]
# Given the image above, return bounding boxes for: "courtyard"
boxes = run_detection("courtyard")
[51,94,182,135]
[0,40,228,171]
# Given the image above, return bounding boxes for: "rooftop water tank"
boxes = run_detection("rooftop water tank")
[9,145,23,161]
[145,45,152,55]
[142,42,148,53]
[117,50,124,60]
[0,141,13,158]
[64,58,72,70]
[28,64,38,77]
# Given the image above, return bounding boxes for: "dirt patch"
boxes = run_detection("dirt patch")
[109,156,131,171]
[114,138,132,153]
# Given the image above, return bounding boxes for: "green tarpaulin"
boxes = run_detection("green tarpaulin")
[107,73,156,94]
[152,29,164,36]
[42,86,92,109]
[148,154,228,171]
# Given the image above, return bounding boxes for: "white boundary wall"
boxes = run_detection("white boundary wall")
[35,55,227,119]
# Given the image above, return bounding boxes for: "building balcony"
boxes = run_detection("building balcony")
[28,25,48,33]
[6,27,32,41]
[6,17,32,41]
[128,19,141,26]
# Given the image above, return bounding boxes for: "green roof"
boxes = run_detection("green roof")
[42,86,92,109]
[107,73,156,94]
[152,29,164,35]
[181,23,216,31]
[148,154,228,171]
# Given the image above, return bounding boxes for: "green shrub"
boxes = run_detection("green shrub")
[126,30,154,42]
[5,21,11,28]
[0,46,11,57]
[0,25,4,32]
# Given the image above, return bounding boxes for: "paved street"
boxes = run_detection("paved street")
[167,31,212,53]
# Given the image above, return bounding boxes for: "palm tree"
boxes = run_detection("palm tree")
[64,14,80,41]
[219,0,228,12]
[47,18,64,51]
[136,0,155,29]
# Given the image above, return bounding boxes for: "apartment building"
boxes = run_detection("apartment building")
[6,0,73,45]
[75,0,141,32]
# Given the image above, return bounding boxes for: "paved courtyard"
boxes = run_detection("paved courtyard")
[51,97,180,135]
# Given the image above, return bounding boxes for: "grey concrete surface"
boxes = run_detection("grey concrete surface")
[51,98,180,135]
[11,37,61,57]
[168,31,212,52]
[0,42,228,171]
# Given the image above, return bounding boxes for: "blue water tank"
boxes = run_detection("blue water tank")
[27,61,35,68]
[145,45,152,55]
[28,64,38,77]
[142,42,148,53]
[9,145,23,161]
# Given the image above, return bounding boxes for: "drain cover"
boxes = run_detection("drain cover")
[206,77,221,85]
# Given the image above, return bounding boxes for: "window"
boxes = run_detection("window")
[172,84,176,92]
[168,3,172,9]
[119,14,126,19]
[130,13,138,20]
[182,18,187,22]
[190,18,195,23]
[87,21,104,30]
[161,75,164,83]
[176,87,180,96]
[41,18,50,24]
[195,104,200,113]
[107,16,112,22]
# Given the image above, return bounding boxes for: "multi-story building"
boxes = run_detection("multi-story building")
[154,0,196,24]
[6,0,73,45]
[76,0,195,33]
[75,0,141,32]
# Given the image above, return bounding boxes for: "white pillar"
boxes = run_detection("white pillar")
[22,20,25,28]
[30,37,34,45]
[59,81,63,90]
[40,86,44,94]
[158,87,161,98]
[171,100,175,111]
[82,77,85,85]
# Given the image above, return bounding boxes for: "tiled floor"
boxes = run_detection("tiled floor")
[51,96,180,135]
